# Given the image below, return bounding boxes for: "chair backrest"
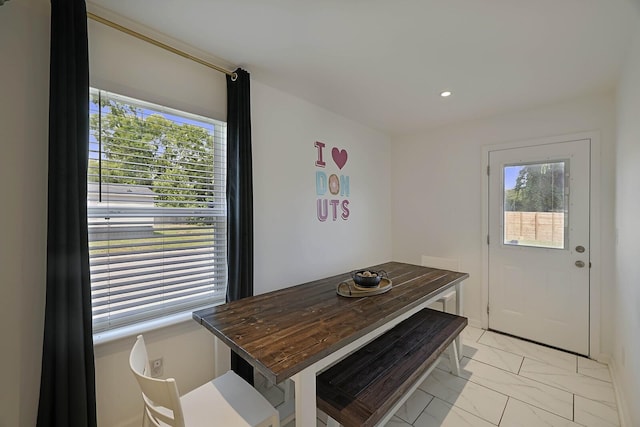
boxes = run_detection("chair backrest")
[130,335,186,427]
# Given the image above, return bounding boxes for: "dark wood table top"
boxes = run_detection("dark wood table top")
[192,261,469,384]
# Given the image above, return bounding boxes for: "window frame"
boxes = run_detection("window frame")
[88,88,228,336]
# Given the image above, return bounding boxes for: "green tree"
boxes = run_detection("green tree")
[90,95,215,208]
[506,163,564,212]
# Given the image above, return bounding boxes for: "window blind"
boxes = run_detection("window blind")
[88,88,227,333]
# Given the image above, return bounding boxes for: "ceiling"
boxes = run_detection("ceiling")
[88,0,638,136]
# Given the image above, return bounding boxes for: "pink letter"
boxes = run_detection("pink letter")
[314,141,326,167]
[341,200,350,220]
[329,199,340,221]
[317,199,328,222]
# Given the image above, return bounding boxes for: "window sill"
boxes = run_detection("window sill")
[92,303,223,346]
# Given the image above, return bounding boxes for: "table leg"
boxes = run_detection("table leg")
[447,342,460,376]
[455,281,464,359]
[292,368,317,427]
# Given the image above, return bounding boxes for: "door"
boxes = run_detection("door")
[488,139,590,355]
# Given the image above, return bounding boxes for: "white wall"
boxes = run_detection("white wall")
[88,15,392,427]
[613,13,640,426]
[0,1,49,426]
[88,16,227,123]
[391,92,617,349]
[252,81,392,293]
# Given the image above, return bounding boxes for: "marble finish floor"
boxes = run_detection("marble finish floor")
[256,325,621,427]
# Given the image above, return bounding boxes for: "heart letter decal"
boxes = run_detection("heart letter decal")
[332,147,348,170]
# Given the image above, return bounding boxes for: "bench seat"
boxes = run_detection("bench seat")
[316,308,467,427]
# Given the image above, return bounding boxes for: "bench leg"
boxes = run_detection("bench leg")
[276,379,295,426]
[447,343,460,376]
[455,282,464,359]
[326,417,341,427]
[442,292,454,313]
[282,379,293,402]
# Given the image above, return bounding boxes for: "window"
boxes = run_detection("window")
[88,88,227,333]
[503,161,567,249]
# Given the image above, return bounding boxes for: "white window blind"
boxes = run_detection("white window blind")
[88,88,227,333]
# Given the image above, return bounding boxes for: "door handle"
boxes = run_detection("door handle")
[575,260,585,268]
[575,245,585,253]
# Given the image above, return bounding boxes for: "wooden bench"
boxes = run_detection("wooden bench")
[316,308,467,427]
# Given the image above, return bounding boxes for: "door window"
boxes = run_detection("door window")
[503,161,566,249]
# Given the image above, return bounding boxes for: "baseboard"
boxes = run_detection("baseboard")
[609,358,633,427]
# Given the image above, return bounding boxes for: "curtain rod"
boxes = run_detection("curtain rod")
[87,12,237,80]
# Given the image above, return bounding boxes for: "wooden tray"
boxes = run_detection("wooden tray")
[336,278,393,298]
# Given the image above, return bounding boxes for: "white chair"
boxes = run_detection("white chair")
[129,334,279,427]
[421,255,459,313]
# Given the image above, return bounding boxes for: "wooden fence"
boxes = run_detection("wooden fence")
[504,211,564,247]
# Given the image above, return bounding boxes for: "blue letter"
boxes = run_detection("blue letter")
[340,175,350,197]
[316,171,327,195]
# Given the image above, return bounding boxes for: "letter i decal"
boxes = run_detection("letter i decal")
[315,141,326,167]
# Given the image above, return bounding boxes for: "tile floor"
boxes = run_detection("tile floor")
[255,325,621,427]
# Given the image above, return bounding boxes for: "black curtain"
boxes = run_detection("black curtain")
[37,1,96,426]
[226,68,254,384]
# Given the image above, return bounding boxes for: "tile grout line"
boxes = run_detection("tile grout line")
[455,357,577,407]
[578,371,613,383]
[409,393,434,427]
[419,373,506,426]
[460,355,540,381]
[575,359,614,383]
[508,395,585,425]
[474,330,613,385]
[457,351,524,377]
[519,358,620,391]
[433,395,501,426]
[483,337,614,386]
[517,356,524,375]
[498,364,617,427]
[412,394,436,427]
[516,371,618,408]
[478,331,577,367]
[497,396,509,426]
[476,340,569,369]
[434,360,574,421]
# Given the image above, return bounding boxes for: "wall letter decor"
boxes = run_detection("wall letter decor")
[315,141,350,222]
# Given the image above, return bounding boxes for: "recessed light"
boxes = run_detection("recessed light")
[440,91,452,97]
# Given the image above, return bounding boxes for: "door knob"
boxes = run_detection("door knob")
[575,245,585,253]
[575,260,585,268]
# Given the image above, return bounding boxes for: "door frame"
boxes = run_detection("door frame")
[481,131,602,359]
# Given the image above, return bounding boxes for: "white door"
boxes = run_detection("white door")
[488,139,590,355]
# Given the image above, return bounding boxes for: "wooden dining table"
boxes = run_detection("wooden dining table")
[193,261,468,427]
